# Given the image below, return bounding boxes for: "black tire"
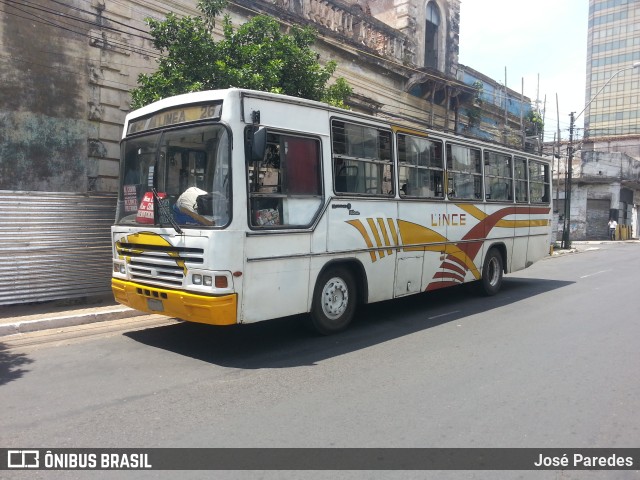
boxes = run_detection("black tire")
[308,266,357,335]
[479,248,504,296]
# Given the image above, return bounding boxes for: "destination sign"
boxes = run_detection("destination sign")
[127,102,222,135]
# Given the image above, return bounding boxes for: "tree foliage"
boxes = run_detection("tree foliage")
[526,108,544,136]
[131,1,352,109]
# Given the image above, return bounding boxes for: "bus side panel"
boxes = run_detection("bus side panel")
[327,198,397,304]
[511,206,531,273]
[441,203,486,289]
[241,233,312,323]
[526,206,552,266]
[483,203,515,270]
[396,200,445,293]
[242,96,329,137]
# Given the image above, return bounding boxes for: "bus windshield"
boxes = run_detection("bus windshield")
[116,125,230,228]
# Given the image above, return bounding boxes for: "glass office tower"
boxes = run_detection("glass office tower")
[585,0,640,138]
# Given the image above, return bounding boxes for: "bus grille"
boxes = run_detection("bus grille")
[116,242,204,287]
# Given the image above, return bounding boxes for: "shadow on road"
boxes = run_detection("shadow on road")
[0,349,34,386]
[124,276,572,370]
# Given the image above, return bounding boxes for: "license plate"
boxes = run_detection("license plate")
[147,298,164,312]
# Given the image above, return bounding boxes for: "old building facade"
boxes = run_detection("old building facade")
[0,0,535,304]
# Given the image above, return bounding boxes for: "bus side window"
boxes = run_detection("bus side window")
[397,133,444,199]
[484,150,513,202]
[331,120,393,196]
[447,143,482,200]
[335,164,359,192]
[247,131,323,228]
[529,160,550,204]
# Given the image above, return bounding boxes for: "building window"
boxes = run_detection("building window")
[425,2,441,69]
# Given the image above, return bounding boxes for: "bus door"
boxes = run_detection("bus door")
[242,131,324,322]
[329,120,398,302]
[484,150,516,271]
[395,134,447,293]
[444,143,486,286]
[327,197,398,303]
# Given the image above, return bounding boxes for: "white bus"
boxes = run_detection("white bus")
[112,88,551,334]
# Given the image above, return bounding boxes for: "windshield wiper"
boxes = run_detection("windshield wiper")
[152,188,183,234]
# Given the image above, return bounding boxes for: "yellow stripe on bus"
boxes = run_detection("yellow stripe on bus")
[377,218,394,255]
[367,218,385,259]
[456,204,487,220]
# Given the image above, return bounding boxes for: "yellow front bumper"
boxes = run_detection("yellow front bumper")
[112,278,237,326]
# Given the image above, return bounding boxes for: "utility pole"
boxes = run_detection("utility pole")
[562,112,575,249]
[555,94,561,215]
[541,94,547,155]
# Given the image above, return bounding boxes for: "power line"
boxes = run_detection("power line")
[0,0,160,58]
[47,0,152,36]
[0,48,157,73]
[0,54,144,91]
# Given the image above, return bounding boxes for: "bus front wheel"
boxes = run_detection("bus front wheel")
[479,248,503,296]
[309,267,357,335]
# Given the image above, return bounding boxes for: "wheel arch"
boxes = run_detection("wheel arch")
[485,242,508,274]
[312,258,369,310]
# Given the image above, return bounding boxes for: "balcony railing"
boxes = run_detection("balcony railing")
[271,0,415,64]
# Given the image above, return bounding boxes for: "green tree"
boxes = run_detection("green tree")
[526,108,544,136]
[131,1,351,109]
[466,81,484,127]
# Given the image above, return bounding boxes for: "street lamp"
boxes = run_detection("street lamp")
[561,61,640,249]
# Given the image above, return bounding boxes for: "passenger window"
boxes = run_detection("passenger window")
[446,144,482,200]
[247,130,323,228]
[397,134,444,199]
[332,120,393,196]
[514,156,529,203]
[484,150,513,202]
[529,161,550,204]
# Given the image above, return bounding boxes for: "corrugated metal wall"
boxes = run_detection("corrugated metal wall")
[586,198,610,240]
[0,191,116,305]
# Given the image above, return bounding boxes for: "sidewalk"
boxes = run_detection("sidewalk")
[1,240,638,338]
[0,295,144,338]
[551,238,640,256]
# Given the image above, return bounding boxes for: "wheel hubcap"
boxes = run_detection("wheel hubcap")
[321,277,349,320]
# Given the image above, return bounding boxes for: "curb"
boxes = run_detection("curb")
[0,308,144,338]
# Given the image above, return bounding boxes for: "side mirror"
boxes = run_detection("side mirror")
[251,127,266,162]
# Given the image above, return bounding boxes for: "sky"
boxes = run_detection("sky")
[458,0,590,143]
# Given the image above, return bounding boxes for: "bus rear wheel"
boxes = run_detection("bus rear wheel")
[479,248,503,296]
[309,266,357,335]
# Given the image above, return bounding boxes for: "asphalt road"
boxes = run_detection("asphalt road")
[1,242,639,480]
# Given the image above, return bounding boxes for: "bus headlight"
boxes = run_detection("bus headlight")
[193,274,213,286]
[189,271,232,292]
[113,262,126,275]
